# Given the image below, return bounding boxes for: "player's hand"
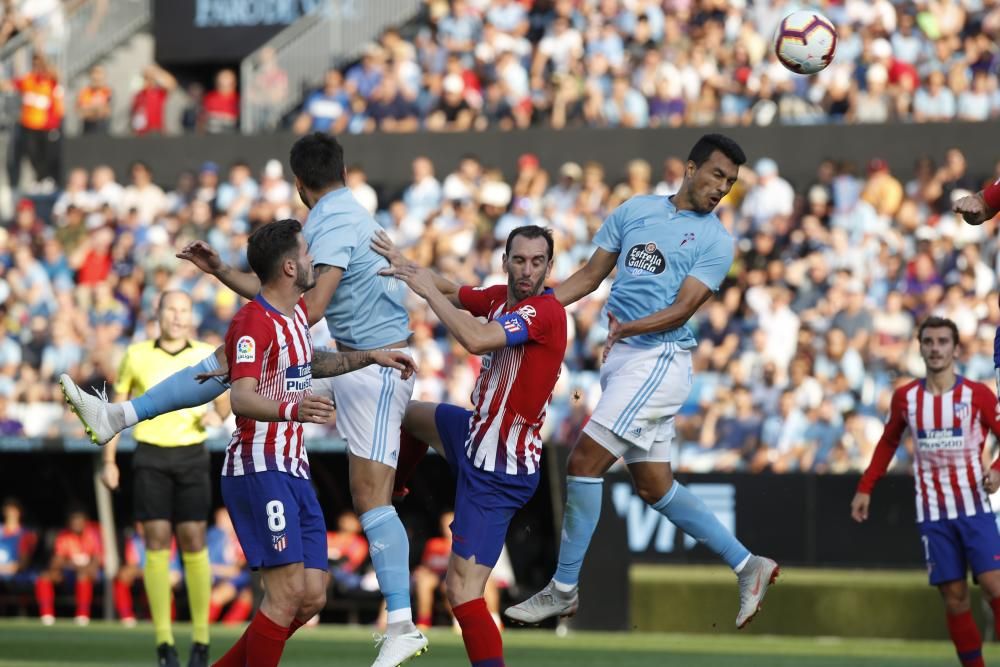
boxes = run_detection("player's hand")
[953,192,992,226]
[370,350,418,380]
[295,394,335,424]
[101,461,120,491]
[985,469,1000,494]
[177,240,225,275]
[371,229,406,266]
[390,263,435,298]
[850,492,870,523]
[602,311,624,363]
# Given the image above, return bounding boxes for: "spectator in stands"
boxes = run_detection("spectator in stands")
[741,158,795,231]
[245,46,288,131]
[130,63,176,136]
[206,508,252,625]
[426,74,474,130]
[120,161,166,226]
[294,69,350,135]
[76,65,112,135]
[35,507,102,625]
[202,69,240,134]
[2,53,63,191]
[913,70,956,122]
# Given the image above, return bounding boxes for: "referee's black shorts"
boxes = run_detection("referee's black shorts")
[133,442,211,523]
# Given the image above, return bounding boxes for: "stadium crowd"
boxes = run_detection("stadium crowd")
[63,0,1000,135]
[0,145,998,477]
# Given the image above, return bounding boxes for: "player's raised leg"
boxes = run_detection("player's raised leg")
[59,347,228,445]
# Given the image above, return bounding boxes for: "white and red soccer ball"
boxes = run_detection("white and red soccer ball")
[773,10,838,75]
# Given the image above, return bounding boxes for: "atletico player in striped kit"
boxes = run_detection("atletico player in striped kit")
[208,219,415,667]
[852,316,1000,667]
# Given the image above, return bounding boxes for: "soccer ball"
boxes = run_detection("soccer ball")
[773,11,838,75]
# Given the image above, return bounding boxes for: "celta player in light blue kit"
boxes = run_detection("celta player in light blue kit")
[506,134,779,630]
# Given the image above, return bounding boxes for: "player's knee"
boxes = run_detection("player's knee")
[299,590,326,619]
[634,479,669,506]
[269,577,306,612]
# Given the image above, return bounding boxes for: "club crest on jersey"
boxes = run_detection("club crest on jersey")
[625,242,666,276]
[955,403,970,421]
[284,364,312,392]
[272,533,287,552]
[235,336,255,363]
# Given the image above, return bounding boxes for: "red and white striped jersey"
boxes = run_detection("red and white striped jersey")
[223,295,313,479]
[458,285,567,475]
[859,377,1000,523]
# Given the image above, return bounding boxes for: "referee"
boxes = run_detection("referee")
[102,291,227,667]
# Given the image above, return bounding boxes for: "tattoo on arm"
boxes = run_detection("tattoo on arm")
[314,265,336,277]
[311,349,372,378]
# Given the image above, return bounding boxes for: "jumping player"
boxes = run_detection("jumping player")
[202,219,415,667]
[506,134,778,629]
[60,134,427,665]
[376,225,566,667]
[852,316,1000,667]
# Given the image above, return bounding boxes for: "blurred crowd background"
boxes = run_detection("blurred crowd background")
[4,0,1000,142]
[2,143,999,476]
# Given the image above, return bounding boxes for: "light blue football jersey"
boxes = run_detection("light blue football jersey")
[302,187,410,349]
[593,195,734,349]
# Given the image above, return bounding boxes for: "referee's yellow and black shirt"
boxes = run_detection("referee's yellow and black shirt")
[115,339,218,447]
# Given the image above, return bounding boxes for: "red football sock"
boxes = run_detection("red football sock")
[35,577,54,617]
[947,610,984,667]
[221,595,253,624]
[394,430,429,497]
[990,596,1000,641]
[245,611,289,667]
[211,627,248,667]
[453,598,504,667]
[208,601,223,623]
[417,613,432,627]
[75,577,93,618]
[113,579,135,620]
[287,617,305,639]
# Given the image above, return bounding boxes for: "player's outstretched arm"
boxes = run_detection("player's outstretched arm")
[229,377,333,424]
[311,349,417,380]
[393,264,507,354]
[371,229,462,307]
[177,241,261,300]
[553,248,618,307]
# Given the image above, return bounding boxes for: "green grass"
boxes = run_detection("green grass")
[0,619,997,666]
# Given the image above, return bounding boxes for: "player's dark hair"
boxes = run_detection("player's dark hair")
[247,219,303,284]
[289,133,345,191]
[917,316,959,345]
[688,134,747,168]
[505,225,554,261]
[1,497,21,512]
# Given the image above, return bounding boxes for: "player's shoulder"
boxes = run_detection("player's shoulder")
[892,379,921,400]
[190,340,216,354]
[519,289,566,316]
[962,377,996,399]
[618,194,665,218]
[125,339,156,356]
[468,283,507,303]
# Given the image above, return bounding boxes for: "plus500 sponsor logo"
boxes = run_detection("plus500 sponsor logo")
[284,365,312,392]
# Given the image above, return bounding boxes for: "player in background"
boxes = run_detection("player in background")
[375,224,567,667]
[34,508,101,626]
[113,525,183,628]
[851,317,1000,667]
[60,134,427,666]
[99,290,224,667]
[206,508,253,625]
[505,134,778,629]
[0,498,36,593]
[205,219,416,667]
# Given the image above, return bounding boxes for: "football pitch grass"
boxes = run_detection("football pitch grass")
[0,619,996,666]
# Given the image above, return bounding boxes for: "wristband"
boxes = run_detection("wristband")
[280,401,300,422]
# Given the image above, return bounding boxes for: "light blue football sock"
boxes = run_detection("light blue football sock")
[653,482,750,570]
[360,506,413,631]
[130,354,228,423]
[553,476,604,588]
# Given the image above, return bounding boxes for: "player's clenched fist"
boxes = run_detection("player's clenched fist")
[985,470,1000,495]
[296,394,334,424]
[850,492,870,523]
[953,192,991,226]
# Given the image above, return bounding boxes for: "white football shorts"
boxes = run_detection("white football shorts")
[583,341,692,464]
[311,347,415,468]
